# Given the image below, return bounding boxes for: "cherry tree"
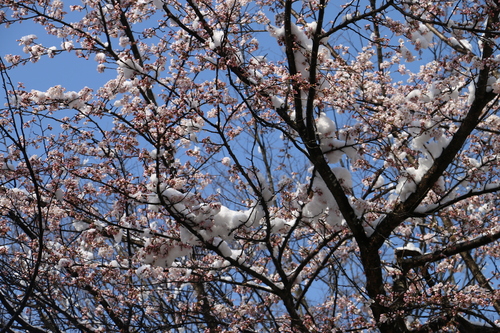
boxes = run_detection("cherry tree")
[1,0,500,332]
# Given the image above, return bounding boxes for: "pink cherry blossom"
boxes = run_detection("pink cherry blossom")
[1,0,500,332]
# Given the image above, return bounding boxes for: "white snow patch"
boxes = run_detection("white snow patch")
[152,0,164,9]
[55,188,64,201]
[450,37,473,51]
[19,34,37,45]
[271,96,284,109]
[398,39,415,62]
[117,58,143,79]
[396,242,422,255]
[209,30,225,50]
[73,220,90,232]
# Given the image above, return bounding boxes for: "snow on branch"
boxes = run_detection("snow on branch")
[401,229,500,270]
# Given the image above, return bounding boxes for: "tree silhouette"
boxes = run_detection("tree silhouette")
[1,0,500,332]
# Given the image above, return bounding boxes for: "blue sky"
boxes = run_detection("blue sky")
[1,20,111,92]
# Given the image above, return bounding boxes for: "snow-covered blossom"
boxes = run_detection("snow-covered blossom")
[94,52,106,63]
[209,30,225,49]
[2,1,500,332]
[18,34,37,45]
[61,40,74,51]
[117,58,143,79]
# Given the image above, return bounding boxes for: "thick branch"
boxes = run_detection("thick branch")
[371,43,499,249]
[442,216,500,314]
[401,229,500,270]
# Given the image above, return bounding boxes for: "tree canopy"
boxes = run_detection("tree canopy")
[1,0,500,332]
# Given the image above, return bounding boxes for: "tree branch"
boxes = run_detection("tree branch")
[401,229,500,270]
